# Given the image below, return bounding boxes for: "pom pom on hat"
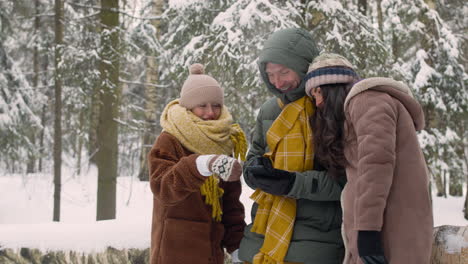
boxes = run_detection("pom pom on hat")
[304,53,360,97]
[189,63,205,74]
[179,63,224,109]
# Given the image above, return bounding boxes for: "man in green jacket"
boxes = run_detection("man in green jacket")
[238,28,345,264]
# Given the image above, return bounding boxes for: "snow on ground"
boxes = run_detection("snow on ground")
[0,169,466,253]
[432,193,468,227]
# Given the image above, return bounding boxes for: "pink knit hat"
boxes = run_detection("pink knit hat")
[304,53,359,97]
[179,63,224,109]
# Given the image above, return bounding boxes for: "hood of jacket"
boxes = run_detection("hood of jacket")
[258,28,319,104]
[344,77,425,131]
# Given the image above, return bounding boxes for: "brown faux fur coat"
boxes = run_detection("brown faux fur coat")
[148,132,245,264]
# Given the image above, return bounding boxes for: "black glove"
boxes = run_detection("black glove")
[245,157,296,195]
[248,156,272,167]
[244,156,271,187]
[358,231,388,264]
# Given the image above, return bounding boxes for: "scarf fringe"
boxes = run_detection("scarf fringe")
[230,123,248,161]
[200,175,224,222]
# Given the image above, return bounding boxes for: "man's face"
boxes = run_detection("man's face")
[265,63,300,93]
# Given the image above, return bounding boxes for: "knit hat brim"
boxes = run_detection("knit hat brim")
[305,67,359,96]
[179,85,224,109]
[304,53,359,97]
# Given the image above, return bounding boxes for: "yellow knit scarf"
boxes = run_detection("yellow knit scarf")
[160,99,247,221]
[251,96,314,264]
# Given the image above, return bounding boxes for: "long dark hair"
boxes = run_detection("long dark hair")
[310,83,351,179]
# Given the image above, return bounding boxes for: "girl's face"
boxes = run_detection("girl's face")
[191,103,222,120]
[311,87,324,108]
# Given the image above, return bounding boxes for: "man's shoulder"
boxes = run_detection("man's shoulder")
[258,97,282,120]
[260,97,279,108]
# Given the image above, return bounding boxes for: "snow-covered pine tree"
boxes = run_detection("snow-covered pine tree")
[0,0,49,173]
[433,0,468,219]
[381,0,467,197]
[159,0,301,136]
[299,0,391,77]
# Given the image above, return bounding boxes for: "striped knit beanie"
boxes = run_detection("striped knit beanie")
[304,53,359,97]
[180,63,224,109]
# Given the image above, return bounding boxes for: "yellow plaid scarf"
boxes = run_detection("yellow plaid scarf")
[160,99,247,221]
[251,96,314,264]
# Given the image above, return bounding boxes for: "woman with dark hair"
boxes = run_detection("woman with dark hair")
[304,54,433,264]
[307,54,359,179]
[309,82,349,179]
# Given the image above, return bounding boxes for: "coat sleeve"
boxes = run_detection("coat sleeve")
[347,91,397,231]
[287,170,345,201]
[243,106,267,189]
[221,181,246,253]
[148,132,207,206]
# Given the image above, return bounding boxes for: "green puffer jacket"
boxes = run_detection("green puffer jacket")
[238,28,345,264]
[238,98,346,264]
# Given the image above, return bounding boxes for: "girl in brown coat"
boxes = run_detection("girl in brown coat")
[148,63,246,264]
[304,54,433,264]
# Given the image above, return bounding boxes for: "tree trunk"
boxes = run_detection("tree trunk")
[464,137,468,220]
[358,0,367,16]
[85,0,99,165]
[26,130,36,173]
[376,0,383,40]
[38,44,49,173]
[137,0,164,181]
[432,168,445,197]
[443,170,447,198]
[27,0,42,174]
[38,103,47,172]
[88,81,100,163]
[391,28,399,61]
[465,179,468,220]
[96,0,120,221]
[53,0,64,222]
[449,173,463,196]
[77,109,85,176]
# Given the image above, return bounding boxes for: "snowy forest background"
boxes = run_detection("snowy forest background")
[0,0,467,231]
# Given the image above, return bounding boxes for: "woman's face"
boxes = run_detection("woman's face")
[311,87,324,108]
[191,103,222,120]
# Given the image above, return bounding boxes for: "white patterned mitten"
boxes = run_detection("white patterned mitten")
[208,155,242,182]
